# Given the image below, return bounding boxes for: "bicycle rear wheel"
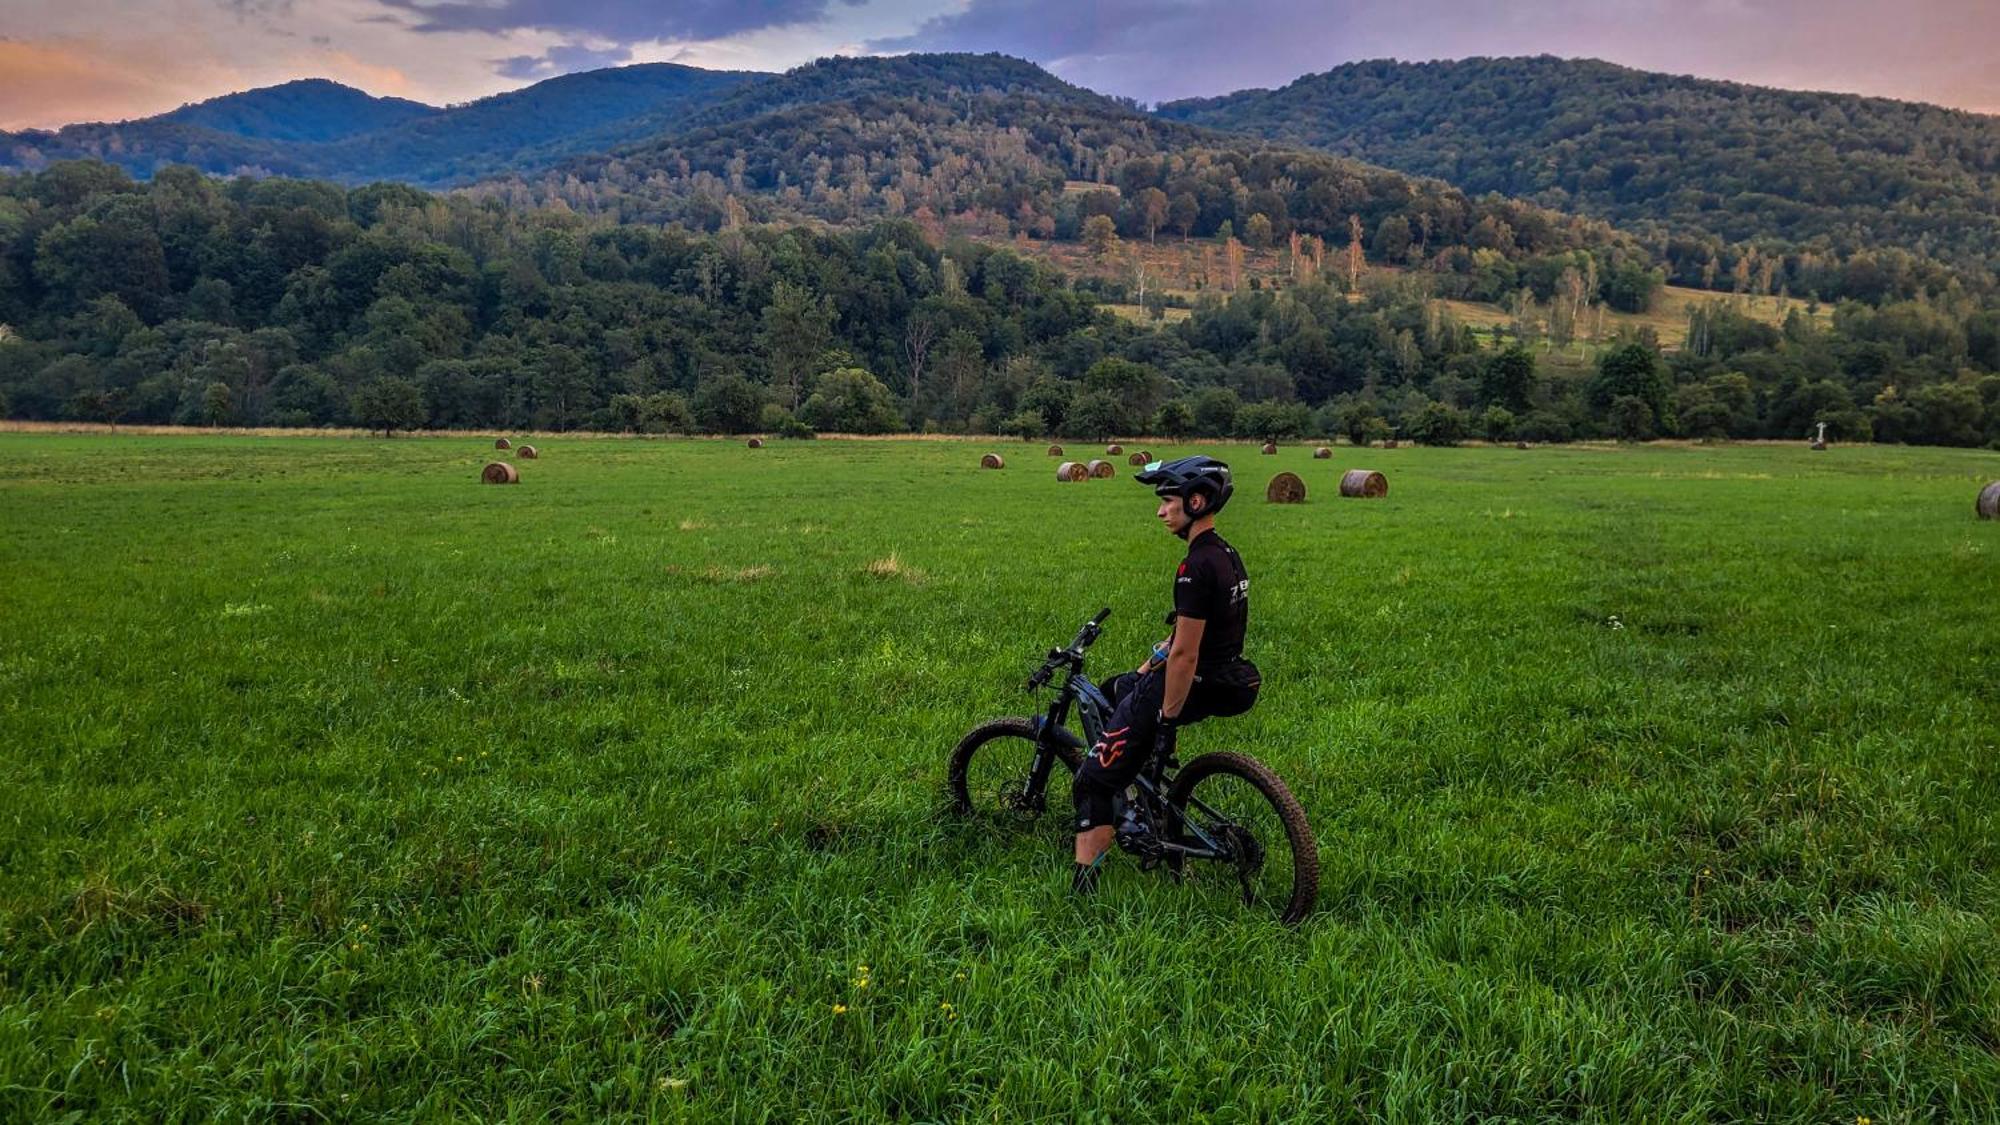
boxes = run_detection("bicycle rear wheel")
[1166,751,1319,925]
[947,717,1080,828]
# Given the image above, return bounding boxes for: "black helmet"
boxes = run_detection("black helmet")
[1136,455,1233,520]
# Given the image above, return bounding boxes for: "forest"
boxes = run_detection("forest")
[13,51,2000,314]
[2,163,1997,447]
[1158,56,2000,304]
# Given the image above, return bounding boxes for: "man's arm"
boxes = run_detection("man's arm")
[1160,616,1205,720]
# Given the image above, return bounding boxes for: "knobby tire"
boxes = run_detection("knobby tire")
[1167,750,1320,925]
[948,717,1080,826]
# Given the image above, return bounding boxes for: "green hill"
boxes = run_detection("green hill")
[158,78,437,144]
[0,63,764,186]
[501,54,1648,298]
[1157,56,2000,299]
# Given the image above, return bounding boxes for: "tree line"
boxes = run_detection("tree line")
[1,163,1996,448]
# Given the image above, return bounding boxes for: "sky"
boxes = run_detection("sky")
[2,0,1999,130]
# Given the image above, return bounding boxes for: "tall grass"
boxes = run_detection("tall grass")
[1,433,1995,1120]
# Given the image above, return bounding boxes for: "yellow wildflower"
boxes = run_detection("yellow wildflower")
[832,1003,848,1015]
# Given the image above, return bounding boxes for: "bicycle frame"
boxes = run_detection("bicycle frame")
[1023,661,1235,864]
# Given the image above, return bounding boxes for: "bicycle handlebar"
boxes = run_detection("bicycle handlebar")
[1069,607,1112,651]
[1025,607,1114,690]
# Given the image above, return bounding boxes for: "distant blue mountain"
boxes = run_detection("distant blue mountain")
[0,63,767,185]
[157,78,437,144]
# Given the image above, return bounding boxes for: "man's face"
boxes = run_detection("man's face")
[1157,492,1201,535]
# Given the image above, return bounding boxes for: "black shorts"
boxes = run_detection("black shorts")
[1073,661,1259,830]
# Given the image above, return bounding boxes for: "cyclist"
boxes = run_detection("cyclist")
[1072,455,1260,894]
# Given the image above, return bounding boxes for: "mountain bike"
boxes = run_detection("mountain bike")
[947,608,1319,925]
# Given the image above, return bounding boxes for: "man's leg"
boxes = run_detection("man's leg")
[1070,669,1164,891]
[1096,670,1140,710]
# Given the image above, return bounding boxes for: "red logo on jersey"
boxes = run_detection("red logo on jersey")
[1177,562,1187,577]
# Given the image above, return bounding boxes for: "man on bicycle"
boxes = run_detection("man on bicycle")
[1072,455,1260,894]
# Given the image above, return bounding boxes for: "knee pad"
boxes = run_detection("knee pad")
[1071,771,1115,832]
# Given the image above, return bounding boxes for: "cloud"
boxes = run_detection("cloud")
[872,0,2000,111]
[215,0,296,18]
[494,41,634,80]
[376,0,850,43]
[0,38,202,129]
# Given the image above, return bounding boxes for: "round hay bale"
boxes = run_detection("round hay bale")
[482,461,519,485]
[1339,469,1388,499]
[981,453,1006,469]
[1312,446,1332,460]
[747,437,764,449]
[494,437,511,450]
[518,444,539,459]
[1087,459,1116,479]
[1266,471,1307,504]
[1810,440,1828,451]
[1260,442,1277,455]
[1106,443,1123,455]
[1047,444,1065,457]
[1128,451,1150,466]
[1515,441,1530,450]
[1979,481,2000,520]
[1056,461,1090,482]
[1383,439,1400,449]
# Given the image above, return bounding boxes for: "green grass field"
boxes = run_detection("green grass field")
[3,433,1998,1121]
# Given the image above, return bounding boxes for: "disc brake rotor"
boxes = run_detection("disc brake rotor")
[1220,824,1265,903]
[993,778,1042,821]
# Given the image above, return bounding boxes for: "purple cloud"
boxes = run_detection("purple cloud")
[377,0,844,42]
[495,41,635,80]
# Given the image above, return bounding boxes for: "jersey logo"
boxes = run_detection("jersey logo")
[1176,562,1187,577]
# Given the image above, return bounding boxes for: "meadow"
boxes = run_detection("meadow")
[1,431,1997,1121]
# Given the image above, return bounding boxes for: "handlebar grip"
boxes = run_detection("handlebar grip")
[1095,607,1113,624]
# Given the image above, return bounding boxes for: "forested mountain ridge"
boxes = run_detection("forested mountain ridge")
[157,79,436,144]
[672,52,1131,132]
[0,64,764,186]
[14,51,1995,306]
[1156,56,2000,299]
[490,54,1660,312]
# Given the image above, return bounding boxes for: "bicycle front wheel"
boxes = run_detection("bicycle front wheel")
[947,717,1080,829]
[1167,751,1319,925]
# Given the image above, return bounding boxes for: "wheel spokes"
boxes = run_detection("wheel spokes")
[959,735,1058,827]
[1175,777,1296,914]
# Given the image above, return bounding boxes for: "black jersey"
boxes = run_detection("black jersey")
[1172,529,1249,667]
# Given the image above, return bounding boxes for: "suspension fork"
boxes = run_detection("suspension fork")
[1024,694,1081,811]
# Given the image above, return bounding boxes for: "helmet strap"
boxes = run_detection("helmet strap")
[1176,493,1215,540]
